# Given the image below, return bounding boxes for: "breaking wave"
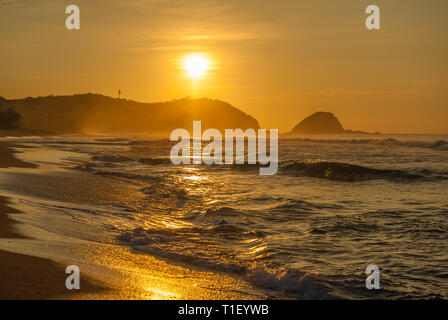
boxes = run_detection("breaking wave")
[116,217,335,299]
[289,137,448,151]
[280,160,424,181]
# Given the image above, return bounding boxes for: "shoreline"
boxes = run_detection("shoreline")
[0,141,38,239]
[0,137,265,300]
[0,140,112,299]
[0,142,37,169]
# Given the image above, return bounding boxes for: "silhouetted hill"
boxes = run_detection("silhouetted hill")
[291,112,344,134]
[290,112,377,135]
[0,94,260,134]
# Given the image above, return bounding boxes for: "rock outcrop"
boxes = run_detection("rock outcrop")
[291,112,344,134]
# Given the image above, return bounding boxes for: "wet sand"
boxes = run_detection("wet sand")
[0,249,111,300]
[0,142,37,239]
[0,140,110,299]
[0,142,36,169]
[0,195,24,239]
[0,139,264,299]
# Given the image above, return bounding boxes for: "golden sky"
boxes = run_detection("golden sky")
[1,0,447,133]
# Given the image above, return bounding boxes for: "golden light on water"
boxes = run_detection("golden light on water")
[182,53,211,78]
[146,287,179,300]
[183,175,202,181]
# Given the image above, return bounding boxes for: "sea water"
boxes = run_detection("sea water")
[1,133,447,299]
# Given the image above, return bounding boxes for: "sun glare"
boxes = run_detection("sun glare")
[183,54,210,78]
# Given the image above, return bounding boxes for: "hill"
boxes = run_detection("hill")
[290,112,377,135]
[0,94,260,134]
[291,112,344,134]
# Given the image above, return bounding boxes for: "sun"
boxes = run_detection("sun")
[183,54,210,78]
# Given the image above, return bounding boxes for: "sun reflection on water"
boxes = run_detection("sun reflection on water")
[146,287,179,300]
[183,175,207,181]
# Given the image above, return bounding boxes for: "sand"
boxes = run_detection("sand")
[0,142,37,169]
[0,142,37,239]
[0,140,109,299]
[0,138,265,300]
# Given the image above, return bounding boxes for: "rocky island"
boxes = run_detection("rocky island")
[290,112,378,135]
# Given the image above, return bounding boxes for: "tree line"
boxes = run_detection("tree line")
[0,107,22,129]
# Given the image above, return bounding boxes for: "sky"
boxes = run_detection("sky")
[0,0,447,133]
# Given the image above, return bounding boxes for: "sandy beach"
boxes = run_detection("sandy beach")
[0,137,266,300]
[0,140,108,299]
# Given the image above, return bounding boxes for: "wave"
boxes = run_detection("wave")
[73,163,164,183]
[117,224,335,298]
[247,263,337,299]
[83,147,448,183]
[85,151,443,183]
[111,199,336,298]
[289,137,448,151]
[92,153,134,162]
[139,157,172,165]
[90,151,172,166]
[94,138,129,143]
[280,160,423,181]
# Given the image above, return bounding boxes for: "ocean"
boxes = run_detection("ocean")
[1,133,447,299]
